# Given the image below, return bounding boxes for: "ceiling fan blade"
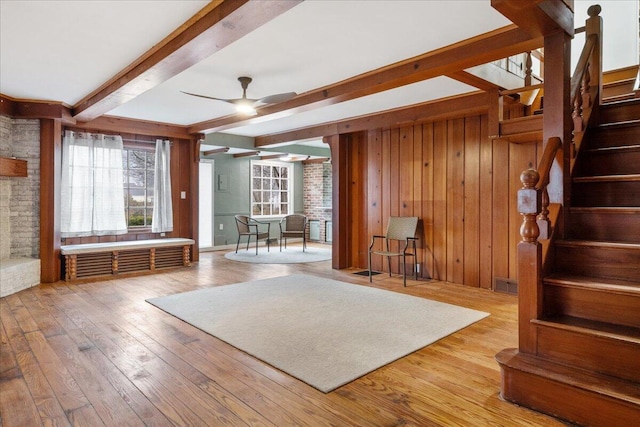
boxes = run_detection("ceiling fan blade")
[257,92,297,105]
[180,91,234,103]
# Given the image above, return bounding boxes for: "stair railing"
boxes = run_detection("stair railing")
[534,136,562,240]
[570,5,603,173]
[516,5,603,354]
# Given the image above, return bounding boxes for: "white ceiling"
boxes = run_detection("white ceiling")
[1,0,638,147]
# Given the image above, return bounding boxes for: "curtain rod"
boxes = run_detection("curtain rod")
[66,130,171,144]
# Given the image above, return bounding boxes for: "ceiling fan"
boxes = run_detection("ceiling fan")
[181,76,296,115]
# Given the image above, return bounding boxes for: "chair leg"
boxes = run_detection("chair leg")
[235,236,241,253]
[246,236,250,251]
[402,254,406,287]
[387,256,392,277]
[368,251,373,283]
[255,235,259,255]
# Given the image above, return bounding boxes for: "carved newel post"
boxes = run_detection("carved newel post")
[517,169,543,353]
[518,169,541,243]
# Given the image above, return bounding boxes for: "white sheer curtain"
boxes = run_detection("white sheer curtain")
[60,130,127,237]
[152,139,173,232]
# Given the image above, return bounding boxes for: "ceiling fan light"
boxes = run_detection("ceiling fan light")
[235,101,256,115]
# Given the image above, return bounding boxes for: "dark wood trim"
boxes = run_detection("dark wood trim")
[39,119,62,283]
[491,0,575,37]
[71,116,192,139]
[543,31,572,224]
[72,0,302,122]
[188,138,200,262]
[446,70,503,92]
[1,94,75,124]
[190,26,541,134]
[256,92,488,147]
[325,135,350,269]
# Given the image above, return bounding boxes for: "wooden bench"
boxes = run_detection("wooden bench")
[60,238,195,281]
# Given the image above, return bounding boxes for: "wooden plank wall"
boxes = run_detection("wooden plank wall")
[348,114,541,288]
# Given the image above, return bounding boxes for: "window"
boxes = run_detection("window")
[251,160,292,217]
[123,147,155,228]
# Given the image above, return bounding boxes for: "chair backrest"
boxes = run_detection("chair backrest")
[235,215,250,234]
[385,216,418,240]
[283,214,307,231]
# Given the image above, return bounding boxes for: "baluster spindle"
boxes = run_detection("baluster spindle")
[525,51,533,87]
[581,63,591,109]
[537,187,551,239]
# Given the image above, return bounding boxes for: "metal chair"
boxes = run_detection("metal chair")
[279,214,308,251]
[368,216,418,286]
[234,215,270,255]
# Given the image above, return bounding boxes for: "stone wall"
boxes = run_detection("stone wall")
[303,162,332,242]
[0,116,40,258]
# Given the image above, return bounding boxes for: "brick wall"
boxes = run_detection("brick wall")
[303,162,332,242]
[0,116,40,258]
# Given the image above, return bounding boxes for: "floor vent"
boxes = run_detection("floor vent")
[76,252,112,278]
[495,277,518,295]
[155,246,185,269]
[117,249,151,273]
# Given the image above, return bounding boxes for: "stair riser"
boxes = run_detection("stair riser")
[499,363,640,426]
[545,285,640,328]
[555,245,640,282]
[587,123,640,149]
[536,325,640,382]
[571,181,640,207]
[567,211,640,243]
[599,100,640,124]
[575,149,640,176]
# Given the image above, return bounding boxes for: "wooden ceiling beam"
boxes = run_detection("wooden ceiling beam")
[72,0,302,122]
[70,115,193,140]
[190,25,541,134]
[446,70,503,92]
[1,94,75,124]
[491,0,574,38]
[256,91,488,147]
[233,151,260,158]
[202,147,230,156]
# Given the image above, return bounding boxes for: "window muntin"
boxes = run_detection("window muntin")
[250,161,292,217]
[123,148,155,228]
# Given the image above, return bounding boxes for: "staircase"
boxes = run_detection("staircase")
[497,98,640,426]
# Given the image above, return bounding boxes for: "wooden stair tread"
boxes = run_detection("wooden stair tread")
[545,273,640,295]
[603,93,637,103]
[555,240,640,250]
[569,206,640,213]
[604,77,637,87]
[585,144,640,154]
[499,115,543,125]
[590,118,640,130]
[533,315,640,343]
[496,348,640,405]
[573,174,640,183]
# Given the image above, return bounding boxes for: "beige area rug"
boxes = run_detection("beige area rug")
[224,246,331,264]
[146,274,489,392]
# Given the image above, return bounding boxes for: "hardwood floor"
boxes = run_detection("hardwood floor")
[1,245,565,426]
